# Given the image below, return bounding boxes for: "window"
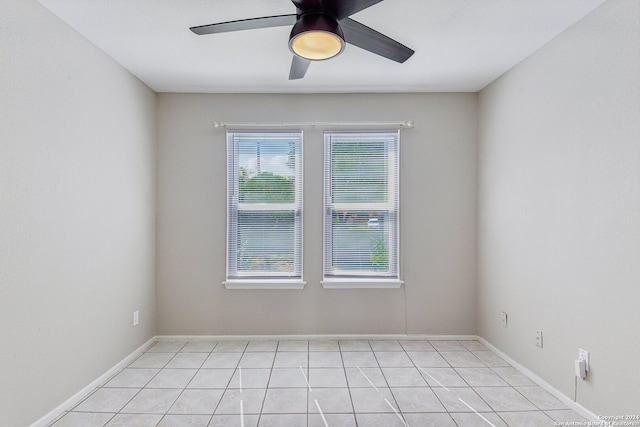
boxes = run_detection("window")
[225,131,304,289]
[323,131,402,288]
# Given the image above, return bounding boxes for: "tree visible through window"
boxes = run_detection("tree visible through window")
[324,131,400,279]
[227,131,303,279]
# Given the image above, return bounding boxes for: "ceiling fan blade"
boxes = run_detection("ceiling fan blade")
[322,0,384,20]
[289,55,311,80]
[340,18,414,63]
[190,14,296,35]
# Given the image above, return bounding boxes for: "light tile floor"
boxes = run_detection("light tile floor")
[49,339,592,426]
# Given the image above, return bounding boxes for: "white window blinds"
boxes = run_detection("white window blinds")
[227,131,303,280]
[323,131,400,279]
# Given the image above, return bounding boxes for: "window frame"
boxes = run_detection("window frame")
[223,130,305,290]
[321,130,403,289]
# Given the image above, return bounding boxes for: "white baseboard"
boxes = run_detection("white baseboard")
[155,333,479,342]
[476,337,599,422]
[31,337,156,427]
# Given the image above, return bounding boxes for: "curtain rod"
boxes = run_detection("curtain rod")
[212,120,414,129]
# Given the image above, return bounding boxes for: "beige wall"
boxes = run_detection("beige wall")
[477,0,640,415]
[0,1,157,425]
[156,93,478,336]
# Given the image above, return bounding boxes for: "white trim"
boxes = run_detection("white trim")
[223,279,307,290]
[476,337,599,422]
[155,333,479,342]
[323,131,401,280]
[321,279,404,289]
[226,130,304,280]
[30,337,156,427]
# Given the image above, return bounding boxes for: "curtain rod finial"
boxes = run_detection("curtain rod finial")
[212,121,222,128]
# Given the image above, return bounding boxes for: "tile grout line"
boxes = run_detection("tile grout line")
[69,343,182,422]
[48,338,590,426]
[122,343,183,426]
[338,341,357,426]
[306,341,310,427]
[410,339,493,426]
[370,340,410,427]
[254,341,276,426]
[160,342,213,422]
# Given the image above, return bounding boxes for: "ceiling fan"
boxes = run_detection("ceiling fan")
[190,0,415,80]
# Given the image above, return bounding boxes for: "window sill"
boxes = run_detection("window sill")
[321,279,404,289]
[223,280,306,290]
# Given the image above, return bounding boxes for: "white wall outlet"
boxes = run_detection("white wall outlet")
[133,310,139,326]
[535,329,543,348]
[578,348,590,372]
[500,312,508,328]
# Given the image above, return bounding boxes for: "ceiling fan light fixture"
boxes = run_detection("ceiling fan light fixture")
[289,13,345,61]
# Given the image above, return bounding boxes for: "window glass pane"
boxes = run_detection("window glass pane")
[331,141,388,203]
[227,131,303,280]
[238,140,296,204]
[324,131,399,279]
[330,210,390,273]
[237,210,295,274]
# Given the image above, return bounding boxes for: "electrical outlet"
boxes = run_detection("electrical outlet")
[133,311,139,326]
[535,329,543,348]
[500,312,508,328]
[579,348,590,371]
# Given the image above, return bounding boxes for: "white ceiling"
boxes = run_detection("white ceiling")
[37,0,607,93]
